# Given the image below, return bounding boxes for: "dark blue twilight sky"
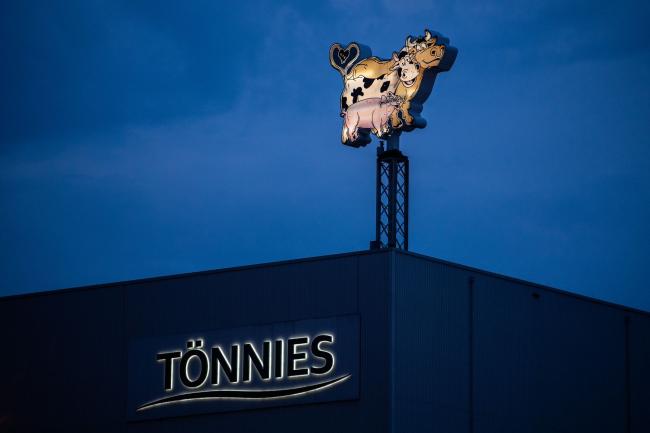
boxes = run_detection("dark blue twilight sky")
[1,1,649,310]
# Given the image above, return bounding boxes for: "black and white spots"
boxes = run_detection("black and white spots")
[339,72,399,115]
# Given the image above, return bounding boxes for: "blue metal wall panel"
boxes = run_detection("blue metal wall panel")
[393,252,471,433]
[630,312,650,433]
[126,255,359,338]
[1,252,389,433]
[0,288,125,432]
[1,249,648,433]
[357,251,392,433]
[473,275,626,433]
[121,252,390,433]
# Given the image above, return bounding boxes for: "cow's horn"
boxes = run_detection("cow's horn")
[424,30,432,41]
[406,36,415,47]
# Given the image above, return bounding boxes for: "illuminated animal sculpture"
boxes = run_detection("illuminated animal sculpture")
[342,93,403,143]
[389,31,447,128]
[338,56,400,115]
[330,29,456,147]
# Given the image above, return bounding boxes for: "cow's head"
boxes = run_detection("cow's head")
[407,30,445,67]
[405,30,432,53]
[390,51,420,88]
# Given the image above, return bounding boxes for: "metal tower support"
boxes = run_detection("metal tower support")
[371,136,409,250]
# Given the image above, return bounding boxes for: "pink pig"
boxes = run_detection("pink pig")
[342,93,402,143]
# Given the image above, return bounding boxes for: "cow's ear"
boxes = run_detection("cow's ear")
[392,52,399,62]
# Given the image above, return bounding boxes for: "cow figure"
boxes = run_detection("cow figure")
[330,29,456,146]
[339,57,400,115]
[389,30,447,128]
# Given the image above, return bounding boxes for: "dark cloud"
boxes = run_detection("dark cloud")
[0,1,249,147]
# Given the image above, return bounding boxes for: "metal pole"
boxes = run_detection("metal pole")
[371,134,409,250]
[388,156,398,248]
[403,157,409,251]
[373,142,383,249]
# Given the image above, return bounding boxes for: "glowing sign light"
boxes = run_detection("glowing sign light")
[138,334,340,411]
[330,29,457,147]
[128,315,359,420]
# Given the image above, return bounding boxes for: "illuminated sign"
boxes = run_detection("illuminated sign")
[128,315,359,420]
[330,29,457,147]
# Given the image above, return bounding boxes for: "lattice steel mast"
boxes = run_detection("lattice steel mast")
[370,134,409,250]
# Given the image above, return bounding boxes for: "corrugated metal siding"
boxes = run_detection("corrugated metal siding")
[0,287,125,432]
[0,251,398,433]
[123,252,391,433]
[473,273,626,433]
[392,250,646,433]
[125,255,360,338]
[1,249,648,433]
[630,312,650,433]
[357,252,392,433]
[393,252,471,433]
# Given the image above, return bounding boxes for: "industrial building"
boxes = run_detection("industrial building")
[1,249,648,432]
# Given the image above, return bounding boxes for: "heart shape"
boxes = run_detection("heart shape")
[330,43,361,76]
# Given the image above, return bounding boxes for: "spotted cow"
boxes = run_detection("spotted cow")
[339,58,401,116]
[330,29,456,146]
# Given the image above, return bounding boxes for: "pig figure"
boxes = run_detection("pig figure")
[342,93,403,144]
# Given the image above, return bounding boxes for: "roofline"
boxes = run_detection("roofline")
[397,249,650,317]
[0,249,383,302]
[1,248,648,317]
